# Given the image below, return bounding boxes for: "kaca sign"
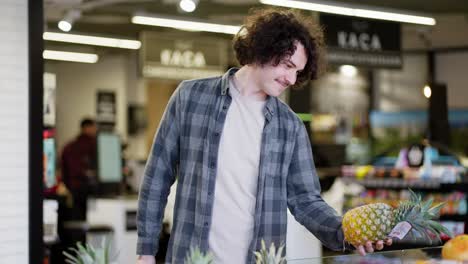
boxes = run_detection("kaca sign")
[140,32,227,80]
[160,49,206,68]
[337,31,382,51]
[321,14,402,68]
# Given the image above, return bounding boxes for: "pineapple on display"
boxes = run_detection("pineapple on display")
[185,246,213,264]
[63,239,113,264]
[254,239,286,264]
[185,240,286,264]
[342,189,452,246]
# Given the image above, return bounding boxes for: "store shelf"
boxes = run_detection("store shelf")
[439,214,468,222]
[342,177,468,192]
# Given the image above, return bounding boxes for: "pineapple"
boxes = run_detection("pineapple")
[254,239,286,264]
[342,189,452,246]
[185,246,213,264]
[63,238,113,264]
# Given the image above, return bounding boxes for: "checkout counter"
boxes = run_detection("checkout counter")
[87,196,138,264]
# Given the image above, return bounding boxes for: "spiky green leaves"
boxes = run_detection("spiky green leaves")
[185,247,213,264]
[394,189,454,242]
[63,238,113,264]
[254,240,286,264]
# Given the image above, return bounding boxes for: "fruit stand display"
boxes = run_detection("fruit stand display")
[342,190,451,246]
[288,244,467,264]
[339,142,468,250]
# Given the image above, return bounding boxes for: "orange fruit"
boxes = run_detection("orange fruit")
[442,234,468,261]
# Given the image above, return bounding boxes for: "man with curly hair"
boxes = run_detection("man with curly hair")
[137,8,390,264]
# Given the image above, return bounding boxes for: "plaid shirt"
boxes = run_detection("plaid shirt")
[137,68,345,263]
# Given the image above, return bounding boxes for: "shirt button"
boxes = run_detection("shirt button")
[204,222,209,227]
[210,162,215,168]
[208,191,212,196]
[214,132,220,137]
[222,105,228,110]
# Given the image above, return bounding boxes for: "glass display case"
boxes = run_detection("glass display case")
[288,247,460,263]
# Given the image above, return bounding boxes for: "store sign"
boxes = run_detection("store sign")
[160,49,206,68]
[337,31,382,51]
[140,32,227,80]
[97,91,116,130]
[321,14,402,68]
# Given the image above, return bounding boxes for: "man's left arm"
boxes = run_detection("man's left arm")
[287,123,391,254]
[287,122,346,251]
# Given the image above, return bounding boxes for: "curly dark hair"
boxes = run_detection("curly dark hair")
[233,8,326,86]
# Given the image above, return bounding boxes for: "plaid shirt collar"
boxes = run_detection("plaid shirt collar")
[220,67,276,123]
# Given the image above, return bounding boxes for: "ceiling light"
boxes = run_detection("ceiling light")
[179,0,198,13]
[259,0,436,26]
[58,9,81,32]
[43,32,141,49]
[423,85,432,98]
[339,65,357,77]
[43,50,99,63]
[58,21,72,32]
[131,14,241,35]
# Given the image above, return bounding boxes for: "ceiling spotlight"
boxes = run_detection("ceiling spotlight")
[58,21,72,32]
[339,65,358,77]
[58,9,81,32]
[423,85,432,98]
[179,0,198,13]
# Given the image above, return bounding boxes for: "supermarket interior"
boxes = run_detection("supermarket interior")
[2,0,468,263]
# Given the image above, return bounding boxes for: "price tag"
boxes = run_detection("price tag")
[388,221,412,240]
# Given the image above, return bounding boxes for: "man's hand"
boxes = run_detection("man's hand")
[354,238,392,256]
[137,255,156,264]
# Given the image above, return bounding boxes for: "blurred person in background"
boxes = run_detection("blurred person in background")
[61,118,98,221]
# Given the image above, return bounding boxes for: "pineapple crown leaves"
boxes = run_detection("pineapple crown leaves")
[397,189,443,220]
[184,246,213,264]
[253,239,286,264]
[63,238,114,264]
[395,189,454,241]
[411,219,453,243]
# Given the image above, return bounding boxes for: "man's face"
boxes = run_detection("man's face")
[83,124,97,137]
[257,41,307,97]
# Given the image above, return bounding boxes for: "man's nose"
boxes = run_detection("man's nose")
[286,72,296,86]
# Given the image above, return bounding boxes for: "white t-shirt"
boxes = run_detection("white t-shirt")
[208,78,266,263]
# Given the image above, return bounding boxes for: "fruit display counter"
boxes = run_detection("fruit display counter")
[289,244,466,264]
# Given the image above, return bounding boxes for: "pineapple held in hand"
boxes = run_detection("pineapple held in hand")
[342,189,452,246]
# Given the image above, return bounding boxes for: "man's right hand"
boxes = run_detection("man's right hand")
[137,255,155,264]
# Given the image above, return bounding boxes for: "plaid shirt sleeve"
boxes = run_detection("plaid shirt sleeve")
[136,83,184,255]
[287,121,346,251]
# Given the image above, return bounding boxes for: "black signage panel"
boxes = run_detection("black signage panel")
[321,14,402,68]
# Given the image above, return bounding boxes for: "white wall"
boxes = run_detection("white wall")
[374,54,429,111]
[47,54,130,153]
[372,51,468,112]
[403,14,468,50]
[1,0,29,261]
[124,52,148,160]
[436,51,468,109]
[312,70,369,114]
